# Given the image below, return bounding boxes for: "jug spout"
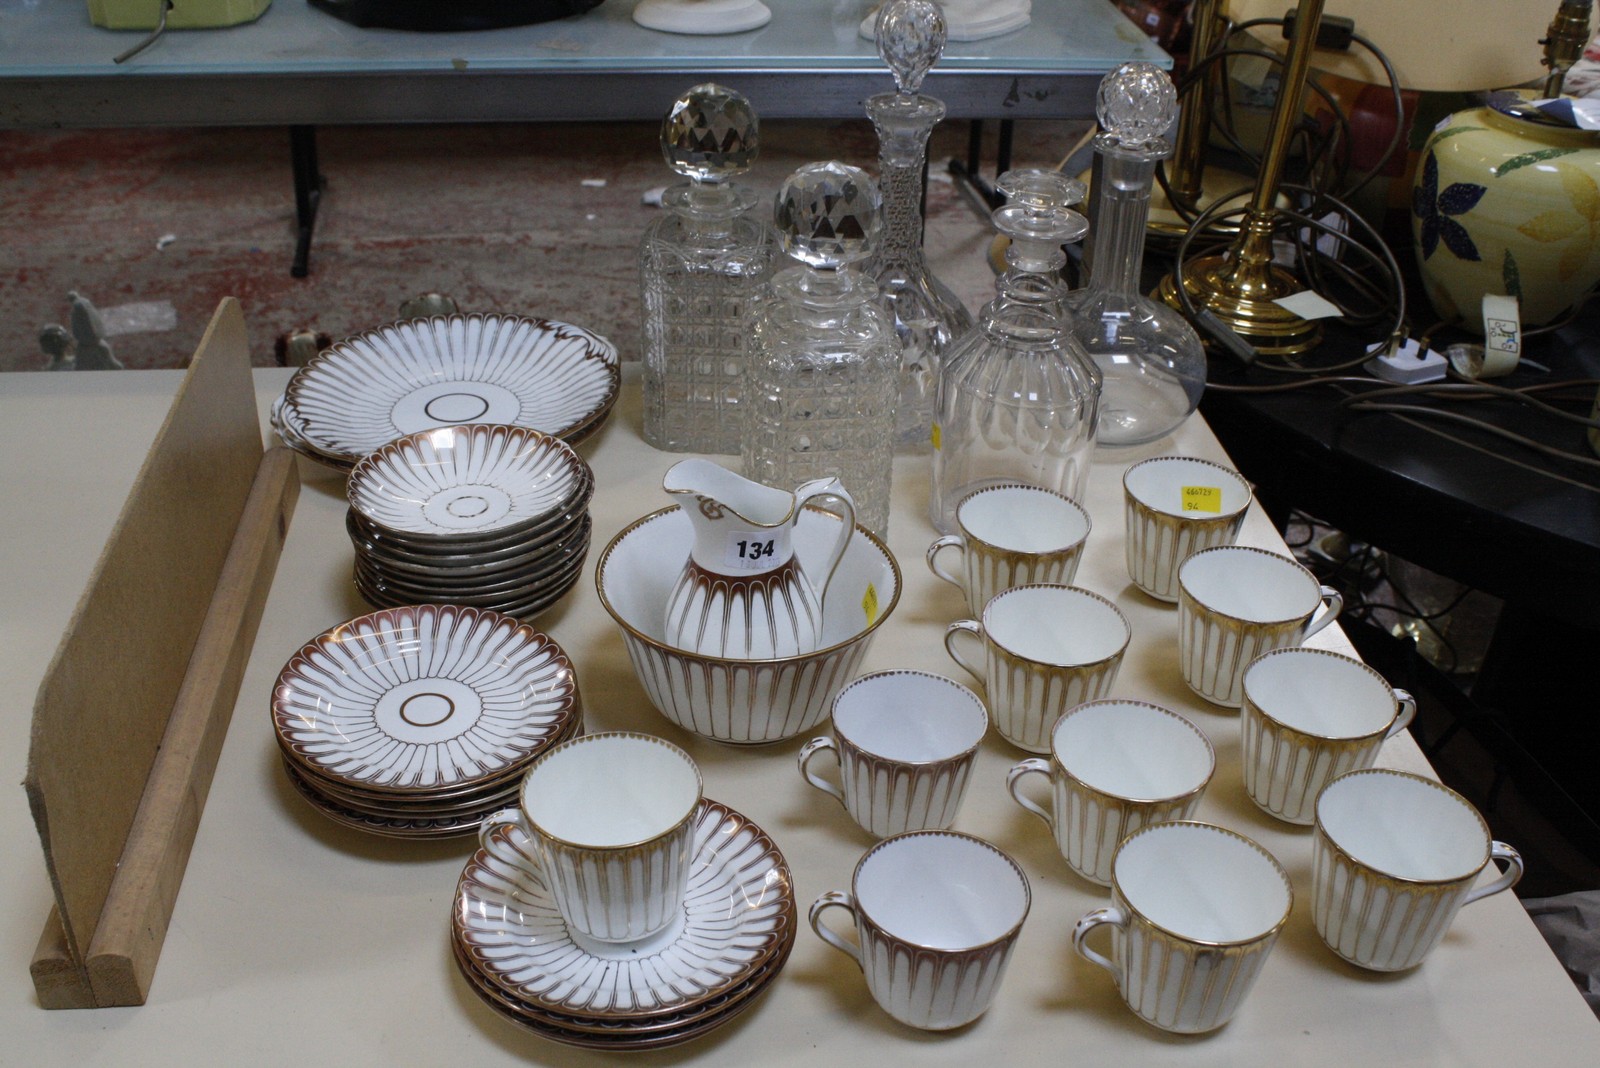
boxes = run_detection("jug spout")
[663,458,805,572]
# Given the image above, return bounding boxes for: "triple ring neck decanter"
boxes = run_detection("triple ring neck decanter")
[867,0,974,449]
[1067,62,1205,448]
[742,161,900,537]
[640,83,778,453]
[929,168,1100,534]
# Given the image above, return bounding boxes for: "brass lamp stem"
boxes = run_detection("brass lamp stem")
[1167,0,1227,213]
[1541,0,1592,98]
[1159,0,1327,356]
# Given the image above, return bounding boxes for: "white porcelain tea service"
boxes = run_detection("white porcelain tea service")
[270,605,583,838]
[345,423,595,618]
[798,669,987,838]
[661,458,856,659]
[272,312,620,469]
[596,460,901,744]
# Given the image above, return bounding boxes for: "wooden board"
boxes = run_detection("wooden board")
[23,298,299,1008]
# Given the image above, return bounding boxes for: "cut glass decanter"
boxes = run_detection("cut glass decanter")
[743,161,900,536]
[640,83,778,453]
[929,168,1101,534]
[868,0,974,449]
[1067,62,1205,448]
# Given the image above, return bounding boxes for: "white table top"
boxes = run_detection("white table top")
[3,366,1596,1065]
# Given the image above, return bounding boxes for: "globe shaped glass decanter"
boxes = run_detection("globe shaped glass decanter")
[1067,62,1205,448]
[743,162,900,536]
[640,83,778,453]
[867,0,974,449]
[929,169,1100,535]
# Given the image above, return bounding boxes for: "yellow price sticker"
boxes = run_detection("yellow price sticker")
[1181,485,1223,513]
[930,423,942,451]
[862,583,880,626]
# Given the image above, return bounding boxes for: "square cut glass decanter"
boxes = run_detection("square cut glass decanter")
[867,0,974,449]
[1067,62,1205,448]
[929,169,1101,535]
[641,84,778,453]
[743,162,900,536]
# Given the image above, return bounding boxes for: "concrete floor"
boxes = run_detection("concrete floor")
[0,118,1086,373]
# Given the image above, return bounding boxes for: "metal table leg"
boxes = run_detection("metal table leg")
[290,125,324,278]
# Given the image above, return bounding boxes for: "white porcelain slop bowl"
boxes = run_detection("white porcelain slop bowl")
[597,506,901,745]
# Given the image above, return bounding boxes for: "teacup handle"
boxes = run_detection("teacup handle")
[477,806,529,852]
[1462,842,1524,907]
[926,535,967,591]
[1385,688,1417,740]
[795,478,857,619]
[1006,759,1055,830]
[1072,906,1128,982]
[1301,585,1344,641]
[798,737,847,807]
[809,891,864,970]
[944,620,986,685]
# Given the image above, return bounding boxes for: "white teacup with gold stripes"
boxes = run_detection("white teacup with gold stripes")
[926,484,1091,617]
[1240,648,1416,824]
[810,830,1031,1030]
[478,731,702,944]
[1123,455,1252,602]
[1073,821,1293,1034]
[944,584,1132,753]
[798,670,988,838]
[1176,545,1343,707]
[1007,699,1214,885]
[1313,768,1523,972]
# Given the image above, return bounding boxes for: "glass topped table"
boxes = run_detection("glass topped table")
[0,0,1168,126]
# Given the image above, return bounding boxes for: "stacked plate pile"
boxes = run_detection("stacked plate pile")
[346,423,594,618]
[272,605,582,839]
[452,799,796,1050]
[271,313,620,471]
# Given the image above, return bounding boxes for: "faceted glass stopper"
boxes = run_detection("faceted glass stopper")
[774,161,881,269]
[661,83,759,184]
[1096,62,1177,148]
[875,0,947,95]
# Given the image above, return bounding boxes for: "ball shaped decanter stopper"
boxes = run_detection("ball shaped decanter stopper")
[775,161,881,269]
[875,0,947,95]
[1096,62,1177,153]
[661,83,759,184]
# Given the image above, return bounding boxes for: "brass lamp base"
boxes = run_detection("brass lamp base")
[1158,252,1323,356]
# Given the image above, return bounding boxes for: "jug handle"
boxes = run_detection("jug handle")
[794,479,857,618]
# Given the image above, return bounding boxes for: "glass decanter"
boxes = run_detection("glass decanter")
[743,161,900,536]
[867,0,974,449]
[929,168,1100,534]
[1067,62,1205,448]
[641,83,778,453]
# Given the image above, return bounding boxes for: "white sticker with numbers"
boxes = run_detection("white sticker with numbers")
[723,529,782,571]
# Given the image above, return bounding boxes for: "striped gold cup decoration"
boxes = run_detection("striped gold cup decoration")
[798,671,988,838]
[478,731,702,944]
[944,584,1131,753]
[810,831,1031,1030]
[1239,648,1416,825]
[1122,455,1252,602]
[1073,821,1292,1034]
[1312,769,1523,972]
[1008,699,1214,885]
[926,483,1091,617]
[1177,545,1342,708]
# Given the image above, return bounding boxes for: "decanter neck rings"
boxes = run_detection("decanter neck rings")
[868,92,947,167]
[991,169,1088,276]
[661,181,760,223]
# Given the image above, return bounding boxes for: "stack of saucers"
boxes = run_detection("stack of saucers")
[272,605,583,839]
[271,313,620,470]
[452,799,797,1050]
[346,423,594,619]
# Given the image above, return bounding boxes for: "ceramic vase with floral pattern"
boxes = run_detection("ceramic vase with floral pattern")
[1412,105,1600,331]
